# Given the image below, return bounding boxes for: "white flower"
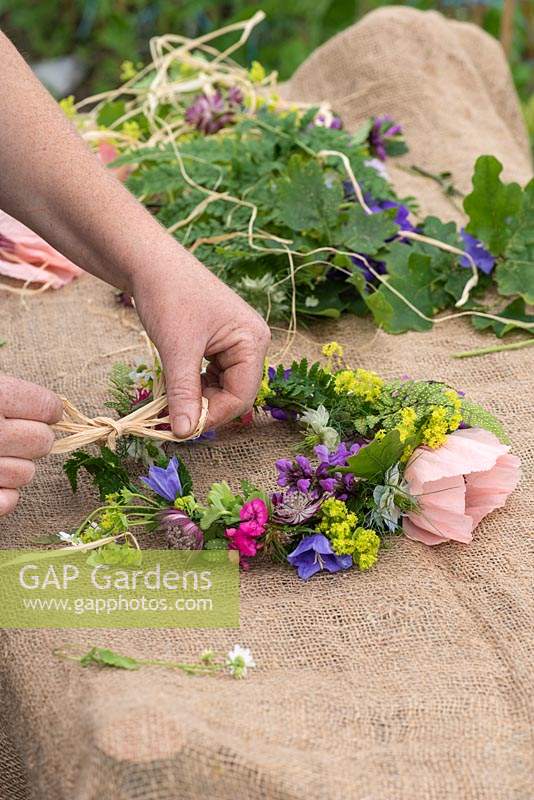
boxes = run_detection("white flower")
[57,531,81,545]
[313,105,335,127]
[226,644,255,679]
[364,158,390,182]
[300,405,340,449]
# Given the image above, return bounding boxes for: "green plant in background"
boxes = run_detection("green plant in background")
[1,1,532,106]
[60,16,532,345]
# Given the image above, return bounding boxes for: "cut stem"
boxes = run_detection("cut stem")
[452,338,534,359]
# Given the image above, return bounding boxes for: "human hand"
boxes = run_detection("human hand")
[131,258,271,438]
[0,374,63,515]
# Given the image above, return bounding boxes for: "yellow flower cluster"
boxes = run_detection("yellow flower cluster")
[120,60,137,81]
[173,495,198,515]
[59,95,76,119]
[318,499,380,569]
[421,391,462,449]
[122,120,141,140]
[255,360,273,405]
[443,389,463,431]
[322,341,344,359]
[397,407,417,442]
[334,368,384,403]
[353,528,381,571]
[421,406,449,448]
[248,60,266,83]
[318,498,359,555]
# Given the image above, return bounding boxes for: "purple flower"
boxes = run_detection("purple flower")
[141,456,183,502]
[227,86,244,106]
[369,115,403,161]
[287,534,352,580]
[185,91,234,135]
[160,508,203,549]
[276,442,360,500]
[460,229,495,275]
[351,254,387,283]
[314,441,360,466]
[271,491,323,525]
[313,112,343,130]
[365,194,415,233]
[115,290,134,308]
[264,367,295,421]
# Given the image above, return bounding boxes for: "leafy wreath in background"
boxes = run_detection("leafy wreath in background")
[60,11,534,355]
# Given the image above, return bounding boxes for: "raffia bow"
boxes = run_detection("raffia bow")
[51,394,209,455]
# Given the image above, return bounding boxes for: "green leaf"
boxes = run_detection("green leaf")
[86,542,143,567]
[199,482,241,530]
[80,647,140,670]
[363,247,444,333]
[340,430,405,482]
[204,539,230,550]
[97,100,126,128]
[63,447,132,500]
[464,156,523,255]
[336,205,399,255]
[472,298,534,337]
[460,399,510,444]
[496,179,534,304]
[275,155,343,236]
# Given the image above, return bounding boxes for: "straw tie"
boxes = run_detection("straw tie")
[51,395,209,455]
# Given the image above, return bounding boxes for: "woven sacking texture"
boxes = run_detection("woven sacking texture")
[0,7,533,800]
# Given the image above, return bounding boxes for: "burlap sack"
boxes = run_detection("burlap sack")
[1,7,532,800]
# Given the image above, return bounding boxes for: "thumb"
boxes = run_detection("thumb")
[162,347,204,438]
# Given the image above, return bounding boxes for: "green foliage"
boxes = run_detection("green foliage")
[472,298,534,337]
[267,359,335,411]
[496,179,534,304]
[199,482,242,530]
[341,430,406,482]
[2,0,530,103]
[79,647,140,670]
[64,447,132,499]
[86,542,143,567]
[275,155,343,238]
[464,156,523,256]
[337,206,399,255]
[105,361,135,416]
[460,399,510,444]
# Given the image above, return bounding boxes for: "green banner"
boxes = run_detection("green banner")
[0,549,239,628]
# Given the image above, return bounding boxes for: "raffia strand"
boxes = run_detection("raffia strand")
[51,395,209,455]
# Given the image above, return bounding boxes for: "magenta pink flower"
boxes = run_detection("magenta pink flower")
[225,498,268,566]
[238,498,268,535]
[403,428,520,545]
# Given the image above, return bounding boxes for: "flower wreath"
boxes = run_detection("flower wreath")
[55,343,520,581]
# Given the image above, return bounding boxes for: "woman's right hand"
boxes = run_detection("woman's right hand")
[0,374,63,516]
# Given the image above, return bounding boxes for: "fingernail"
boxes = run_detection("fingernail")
[172,414,192,437]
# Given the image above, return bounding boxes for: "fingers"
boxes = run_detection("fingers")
[0,457,36,488]
[0,489,20,517]
[204,325,270,429]
[0,374,63,423]
[161,345,204,438]
[0,418,55,459]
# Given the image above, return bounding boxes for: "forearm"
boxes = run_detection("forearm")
[0,30,202,293]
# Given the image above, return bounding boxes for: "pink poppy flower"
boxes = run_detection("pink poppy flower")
[0,210,83,288]
[403,427,520,545]
[97,142,133,183]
